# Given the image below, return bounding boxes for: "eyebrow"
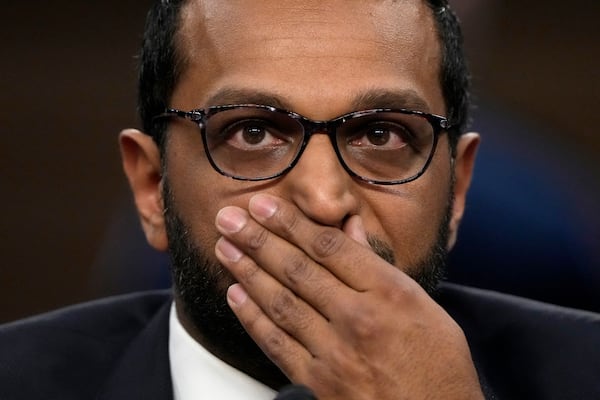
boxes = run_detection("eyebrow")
[203,87,432,114]
[204,88,293,111]
[351,89,432,113]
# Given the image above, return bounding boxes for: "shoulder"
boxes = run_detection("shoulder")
[0,290,172,399]
[437,282,600,399]
[437,281,600,333]
[0,290,171,343]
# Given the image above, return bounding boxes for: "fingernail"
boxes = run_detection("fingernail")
[216,237,243,262]
[227,283,248,306]
[249,194,277,219]
[343,215,369,246]
[216,207,247,233]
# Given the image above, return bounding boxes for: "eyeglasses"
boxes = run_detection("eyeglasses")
[153,104,453,185]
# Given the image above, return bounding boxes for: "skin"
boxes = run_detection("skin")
[120,0,482,398]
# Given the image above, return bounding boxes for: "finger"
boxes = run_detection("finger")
[215,206,348,318]
[226,283,312,381]
[342,214,370,247]
[215,235,335,350]
[248,193,397,291]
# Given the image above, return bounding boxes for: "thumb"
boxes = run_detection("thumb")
[342,214,369,247]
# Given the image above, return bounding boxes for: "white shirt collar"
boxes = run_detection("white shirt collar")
[169,302,277,400]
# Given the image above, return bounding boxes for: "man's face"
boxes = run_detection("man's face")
[149,0,471,364]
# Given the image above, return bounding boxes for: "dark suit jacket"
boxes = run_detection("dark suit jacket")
[1,283,599,400]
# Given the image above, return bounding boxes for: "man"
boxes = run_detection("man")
[1,1,599,399]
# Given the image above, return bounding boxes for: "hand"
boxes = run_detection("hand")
[215,193,484,400]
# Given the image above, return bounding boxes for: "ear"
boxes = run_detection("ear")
[447,132,480,250]
[119,129,168,251]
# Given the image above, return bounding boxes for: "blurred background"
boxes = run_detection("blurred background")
[1,0,599,323]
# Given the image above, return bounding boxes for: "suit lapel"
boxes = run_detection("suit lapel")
[97,300,173,400]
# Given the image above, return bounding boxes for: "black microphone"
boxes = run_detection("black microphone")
[274,384,318,400]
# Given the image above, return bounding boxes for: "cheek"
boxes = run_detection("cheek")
[374,194,445,267]
[165,133,253,257]
[180,183,222,244]
[369,149,452,267]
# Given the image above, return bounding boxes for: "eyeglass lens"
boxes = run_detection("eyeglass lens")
[203,106,435,182]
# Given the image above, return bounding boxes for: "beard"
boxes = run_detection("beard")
[162,176,453,388]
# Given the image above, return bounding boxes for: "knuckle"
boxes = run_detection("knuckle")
[284,254,312,286]
[247,226,269,250]
[312,228,343,258]
[240,262,260,286]
[265,329,286,349]
[347,304,378,340]
[261,330,288,364]
[311,283,335,310]
[277,206,300,237]
[374,267,420,305]
[269,288,297,325]
[383,278,417,304]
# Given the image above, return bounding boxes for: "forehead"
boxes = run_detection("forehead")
[174,0,443,117]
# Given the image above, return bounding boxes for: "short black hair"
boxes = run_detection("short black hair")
[138,0,187,150]
[138,0,470,151]
[425,1,471,151]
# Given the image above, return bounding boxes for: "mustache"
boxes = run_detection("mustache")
[366,234,396,265]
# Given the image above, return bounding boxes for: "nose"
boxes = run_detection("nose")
[280,134,360,228]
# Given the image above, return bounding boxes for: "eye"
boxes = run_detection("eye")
[220,119,288,149]
[348,122,413,149]
[241,125,267,144]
